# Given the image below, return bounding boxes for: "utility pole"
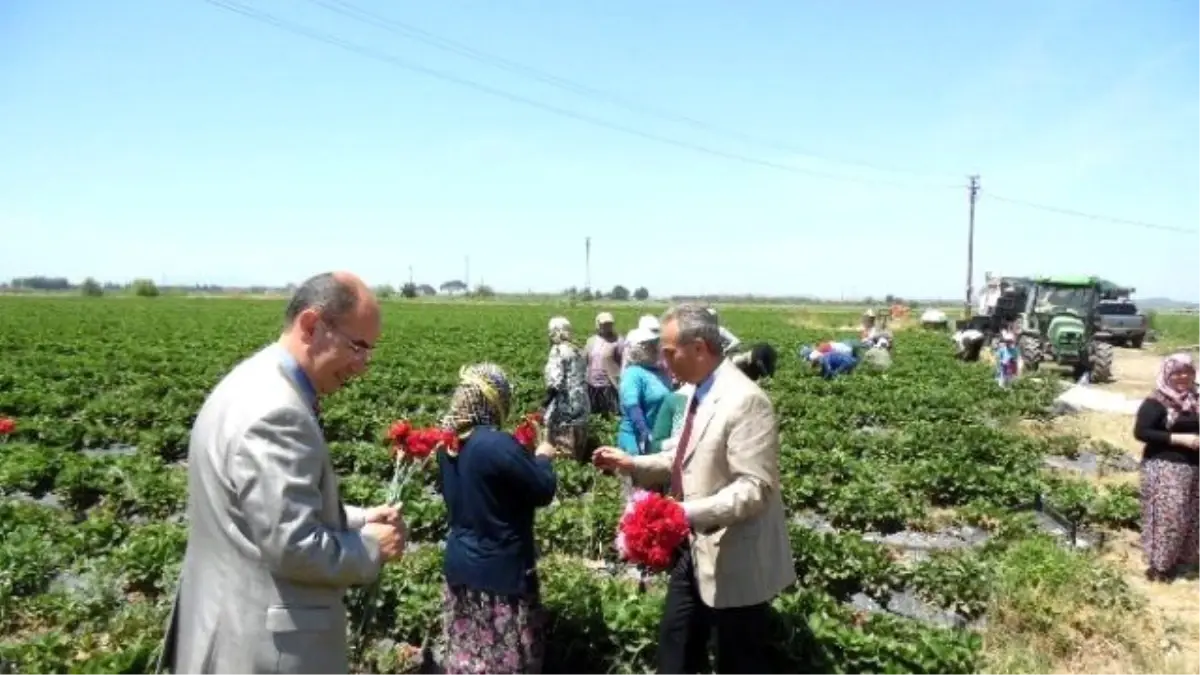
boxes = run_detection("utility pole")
[585,236,592,292]
[965,175,980,318]
[464,256,470,290]
[408,265,414,286]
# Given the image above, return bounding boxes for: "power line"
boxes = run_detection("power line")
[980,191,1197,234]
[303,0,958,185]
[198,0,960,192]
[198,0,1193,237]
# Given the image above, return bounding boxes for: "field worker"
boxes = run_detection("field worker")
[730,343,780,382]
[616,328,673,457]
[161,272,405,674]
[543,316,591,461]
[994,327,1020,387]
[584,312,623,416]
[631,314,678,387]
[953,327,986,362]
[438,363,557,674]
[800,345,858,380]
[803,340,857,360]
[706,307,743,356]
[860,309,882,341]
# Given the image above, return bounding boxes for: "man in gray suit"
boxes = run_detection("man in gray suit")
[161,272,406,674]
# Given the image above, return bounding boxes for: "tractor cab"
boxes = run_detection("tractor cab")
[1017,276,1113,382]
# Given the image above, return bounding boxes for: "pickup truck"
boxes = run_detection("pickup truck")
[1094,300,1148,348]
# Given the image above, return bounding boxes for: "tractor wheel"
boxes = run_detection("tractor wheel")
[1131,334,1145,349]
[1090,341,1115,383]
[1019,336,1042,372]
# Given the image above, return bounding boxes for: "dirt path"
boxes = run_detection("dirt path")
[1049,346,1199,673]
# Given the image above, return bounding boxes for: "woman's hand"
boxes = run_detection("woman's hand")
[534,441,557,459]
[593,446,634,474]
[1172,433,1200,450]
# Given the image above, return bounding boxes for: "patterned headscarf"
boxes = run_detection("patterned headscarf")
[441,363,513,442]
[625,327,659,367]
[548,316,573,345]
[1152,353,1198,427]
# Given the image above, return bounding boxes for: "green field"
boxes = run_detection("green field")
[0,297,1174,673]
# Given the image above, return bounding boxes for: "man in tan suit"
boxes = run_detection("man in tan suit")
[594,303,794,674]
[160,272,407,673]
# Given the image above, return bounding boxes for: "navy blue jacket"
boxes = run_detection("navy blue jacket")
[438,426,558,597]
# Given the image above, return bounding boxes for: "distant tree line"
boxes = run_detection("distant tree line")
[6,274,962,306]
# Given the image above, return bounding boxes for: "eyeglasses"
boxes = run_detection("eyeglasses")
[321,320,374,357]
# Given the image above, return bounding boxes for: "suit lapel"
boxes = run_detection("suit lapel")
[681,361,735,466]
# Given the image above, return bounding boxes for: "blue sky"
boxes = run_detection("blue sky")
[2,0,1197,301]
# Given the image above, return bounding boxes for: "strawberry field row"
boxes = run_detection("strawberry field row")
[0,297,1140,673]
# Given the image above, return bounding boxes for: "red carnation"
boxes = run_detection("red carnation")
[511,412,543,451]
[615,491,690,572]
[388,420,412,444]
[0,417,13,437]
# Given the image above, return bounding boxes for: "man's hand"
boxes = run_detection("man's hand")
[592,446,634,474]
[362,504,402,526]
[363,521,406,562]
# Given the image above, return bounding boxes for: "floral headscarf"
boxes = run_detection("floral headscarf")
[1152,353,1198,427]
[548,316,573,345]
[441,363,513,445]
[625,327,659,367]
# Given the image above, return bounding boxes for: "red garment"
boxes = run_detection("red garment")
[669,399,699,500]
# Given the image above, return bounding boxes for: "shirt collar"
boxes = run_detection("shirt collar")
[275,345,318,411]
[692,364,719,404]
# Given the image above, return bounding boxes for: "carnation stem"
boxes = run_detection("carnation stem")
[354,454,416,663]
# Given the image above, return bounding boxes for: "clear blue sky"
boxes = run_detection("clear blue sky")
[2,0,1197,301]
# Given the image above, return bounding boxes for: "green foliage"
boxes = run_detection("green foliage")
[80,278,104,297]
[129,279,159,298]
[0,298,1145,673]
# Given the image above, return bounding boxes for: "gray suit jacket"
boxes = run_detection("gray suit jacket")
[160,345,382,674]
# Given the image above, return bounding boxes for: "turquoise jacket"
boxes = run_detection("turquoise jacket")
[616,364,672,455]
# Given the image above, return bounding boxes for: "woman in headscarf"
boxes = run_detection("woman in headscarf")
[583,312,623,417]
[1133,352,1200,582]
[616,328,672,456]
[438,363,558,674]
[543,317,591,461]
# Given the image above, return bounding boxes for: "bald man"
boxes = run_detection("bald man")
[160,272,406,674]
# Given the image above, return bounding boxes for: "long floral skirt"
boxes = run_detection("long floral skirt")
[1140,458,1200,574]
[442,584,546,674]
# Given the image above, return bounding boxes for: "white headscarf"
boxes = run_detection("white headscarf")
[625,327,659,366]
[548,316,572,344]
[637,315,660,333]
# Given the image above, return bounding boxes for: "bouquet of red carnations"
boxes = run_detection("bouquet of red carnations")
[615,489,691,572]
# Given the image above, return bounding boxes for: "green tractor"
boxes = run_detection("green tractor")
[1017,275,1115,383]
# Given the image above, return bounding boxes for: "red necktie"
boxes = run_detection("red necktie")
[669,397,699,500]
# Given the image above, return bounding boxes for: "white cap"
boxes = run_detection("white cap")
[626,327,658,345]
[863,309,876,318]
[548,316,571,331]
[638,315,660,333]
[595,312,614,325]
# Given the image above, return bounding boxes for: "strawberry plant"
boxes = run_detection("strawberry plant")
[0,297,1142,673]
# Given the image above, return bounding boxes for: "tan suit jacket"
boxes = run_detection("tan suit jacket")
[160,345,382,673]
[630,360,795,609]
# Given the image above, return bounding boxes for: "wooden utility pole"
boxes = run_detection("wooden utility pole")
[965,175,980,318]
